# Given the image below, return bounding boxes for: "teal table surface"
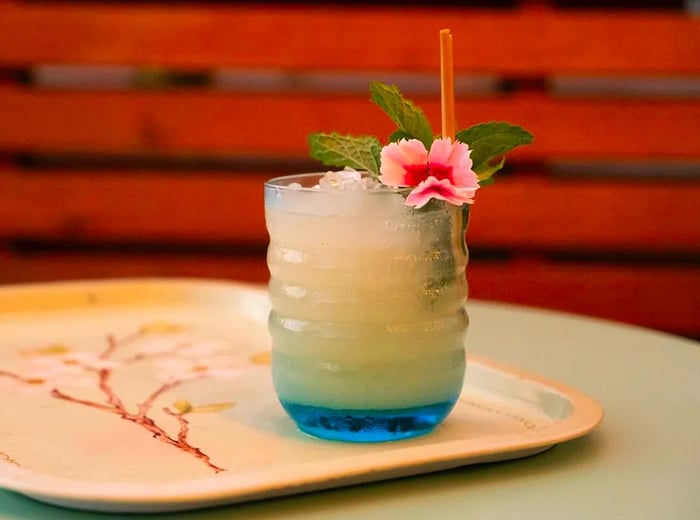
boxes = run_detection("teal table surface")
[1,300,698,519]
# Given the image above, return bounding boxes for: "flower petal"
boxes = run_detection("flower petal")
[427,137,455,165]
[379,139,428,187]
[428,138,477,188]
[405,177,478,208]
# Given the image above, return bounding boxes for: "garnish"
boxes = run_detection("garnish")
[308,29,532,208]
[379,137,479,208]
[309,85,533,207]
[369,82,434,148]
[308,133,382,178]
[309,29,532,206]
[456,122,534,185]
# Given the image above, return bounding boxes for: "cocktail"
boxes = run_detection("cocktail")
[265,31,532,442]
[266,172,469,441]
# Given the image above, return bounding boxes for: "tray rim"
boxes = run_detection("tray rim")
[0,278,604,512]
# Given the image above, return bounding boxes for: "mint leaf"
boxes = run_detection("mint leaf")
[474,157,505,184]
[456,122,533,183]
[370,82,434,148]
[459,204,470,255]
[477,173,496,187]
[388,129,413,143]
[308,132,382,177]
[457,122,533,166]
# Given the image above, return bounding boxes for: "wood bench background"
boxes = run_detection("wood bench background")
[0,1,698,337]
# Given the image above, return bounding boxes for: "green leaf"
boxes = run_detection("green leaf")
[370,82,434,148]
[308,132,382,178]
[388,129,413,143]
[456,122,533,182]
[475,156,505,184]
[459,204,470,255]
[478,174,496,187]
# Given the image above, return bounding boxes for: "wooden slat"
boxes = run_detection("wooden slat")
[471,176,700,254]
[0,252,697,337]
[0,4,698,74]
[468,259,700,338]
[0,169,269,245]
[1,88,699,159]
[2,169,699,254]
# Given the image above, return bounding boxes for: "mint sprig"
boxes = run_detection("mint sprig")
[456,122,533,184]
[369,82,434,148]
[308,85,534,186]
[307,83,436,176]
[308,132,382,177]
[388,129,413,143]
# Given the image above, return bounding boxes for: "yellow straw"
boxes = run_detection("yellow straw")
[440,29,455,141]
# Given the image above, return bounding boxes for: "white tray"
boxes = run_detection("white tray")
[0,279,603,513]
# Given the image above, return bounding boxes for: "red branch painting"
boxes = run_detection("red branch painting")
[0,323,242,474]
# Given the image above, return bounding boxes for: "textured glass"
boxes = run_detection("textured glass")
[265,173,469,442]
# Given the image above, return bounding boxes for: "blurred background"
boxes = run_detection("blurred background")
[0,0,698,338]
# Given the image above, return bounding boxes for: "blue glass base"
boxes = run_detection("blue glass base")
[279,400,457,442]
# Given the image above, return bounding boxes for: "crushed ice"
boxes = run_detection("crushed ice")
[288,169,381,190]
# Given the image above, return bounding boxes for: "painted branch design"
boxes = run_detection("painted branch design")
[0,323,241,474]
[0,451,20,468]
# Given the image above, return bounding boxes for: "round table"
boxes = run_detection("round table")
[1,300,698,519]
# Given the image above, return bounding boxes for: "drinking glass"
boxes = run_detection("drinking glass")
[265,173,469,442]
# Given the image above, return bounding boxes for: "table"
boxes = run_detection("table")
[1,299,698,519]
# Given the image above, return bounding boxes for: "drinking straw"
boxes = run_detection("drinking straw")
[440,29,455,141]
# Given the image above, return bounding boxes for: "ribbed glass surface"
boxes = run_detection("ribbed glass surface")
[265,174,469,441]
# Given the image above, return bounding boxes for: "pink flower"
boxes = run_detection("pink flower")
[379,138,479,208]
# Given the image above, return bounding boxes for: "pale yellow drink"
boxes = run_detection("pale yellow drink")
[265,173,468,441]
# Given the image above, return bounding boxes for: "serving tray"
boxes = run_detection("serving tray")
[0,279,603,513]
